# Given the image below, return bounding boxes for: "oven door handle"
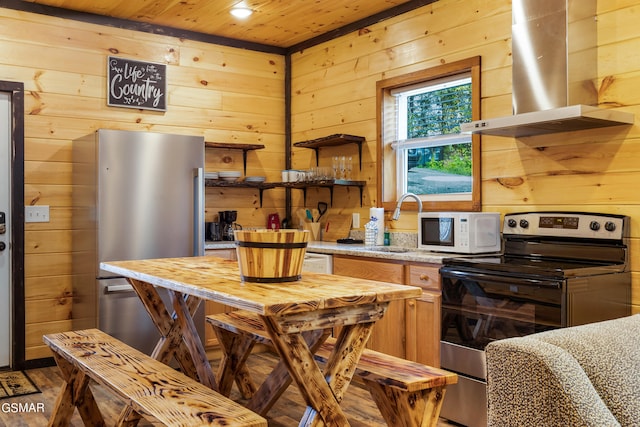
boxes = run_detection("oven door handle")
[439,267,563,289]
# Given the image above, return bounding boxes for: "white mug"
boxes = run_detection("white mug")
[281,170,289,182]
[288,170,301,182]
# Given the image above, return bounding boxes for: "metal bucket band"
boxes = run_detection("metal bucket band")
[236,241,307,249]
[240,275,302,283]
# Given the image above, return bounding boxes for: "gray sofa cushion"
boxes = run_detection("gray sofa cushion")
[486,314,640,427]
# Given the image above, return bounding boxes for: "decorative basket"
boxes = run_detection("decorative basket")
[235,229,310,282]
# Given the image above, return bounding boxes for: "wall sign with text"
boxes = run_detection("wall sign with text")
[107,56,167,111]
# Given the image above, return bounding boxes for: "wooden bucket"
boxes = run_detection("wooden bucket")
[235,229,310,282]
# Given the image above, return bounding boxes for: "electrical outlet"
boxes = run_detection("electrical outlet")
[352,213,360,229]
[25,205,50,223]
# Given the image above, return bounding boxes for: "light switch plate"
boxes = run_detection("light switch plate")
[25,205,50,223]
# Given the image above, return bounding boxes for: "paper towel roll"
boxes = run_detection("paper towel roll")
[369,207,385,245]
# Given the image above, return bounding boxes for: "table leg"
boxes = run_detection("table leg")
[127,279,216,389]
[261,316,374,427]
[299,322,375,427]
[170,290,217,390]
[246,328,331,416]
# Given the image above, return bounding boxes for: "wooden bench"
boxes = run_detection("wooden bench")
[207,311,458,427]
[43,328,267,427]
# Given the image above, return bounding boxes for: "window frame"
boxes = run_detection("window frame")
[376,56,482,212]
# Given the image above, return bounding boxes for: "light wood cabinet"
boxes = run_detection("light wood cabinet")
[333,254,404,283]
[333,254,442,366]
[205,248,237,261]
[204,249,237,348]
[406,290,441,367]
[333,255,406,357]
[405,263,442,367]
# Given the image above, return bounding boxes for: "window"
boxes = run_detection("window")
[376,57,481,212]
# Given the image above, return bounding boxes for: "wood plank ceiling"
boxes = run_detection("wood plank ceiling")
[19,0,431,50]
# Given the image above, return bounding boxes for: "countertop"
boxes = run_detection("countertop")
[205,240,462,264]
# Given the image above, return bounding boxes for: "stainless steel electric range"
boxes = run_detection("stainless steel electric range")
[438,212,631,427]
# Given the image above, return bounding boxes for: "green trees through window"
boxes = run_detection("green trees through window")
[377,56,482,212]
[405,81,472,194]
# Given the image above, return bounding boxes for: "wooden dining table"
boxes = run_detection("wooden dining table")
[100,255,422,426]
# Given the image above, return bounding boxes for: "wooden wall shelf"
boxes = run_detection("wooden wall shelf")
[205,142,265,174]
[205,137,366,207]
[205,179,366,207]
[273,179,366,206]
[293,134,365,169]
[205,179,274,207]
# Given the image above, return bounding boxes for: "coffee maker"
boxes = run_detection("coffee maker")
[205,221,222,241]
[219,210,240,241]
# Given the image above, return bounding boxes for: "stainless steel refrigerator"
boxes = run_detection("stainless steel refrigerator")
[73,129,205,354]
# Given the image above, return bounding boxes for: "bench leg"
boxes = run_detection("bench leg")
[214,328,258,399]
[365,380,447,427]
[114,406,143,427]
[48,352,107,427]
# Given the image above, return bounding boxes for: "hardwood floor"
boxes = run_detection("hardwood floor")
[1,351,458,426]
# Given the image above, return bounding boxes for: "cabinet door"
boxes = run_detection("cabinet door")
[333,255,406,357]
[406,291,441,367]
[204,249,237,348]
[406,263,442,366]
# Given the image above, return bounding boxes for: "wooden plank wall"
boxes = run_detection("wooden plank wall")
[289,0,640,314]
[0,8,286,360]
[3,0,640,361]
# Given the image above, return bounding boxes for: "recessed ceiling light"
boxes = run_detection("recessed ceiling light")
[230,2,253,18]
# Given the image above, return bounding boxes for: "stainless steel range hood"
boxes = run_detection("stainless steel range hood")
[461,0,634,137]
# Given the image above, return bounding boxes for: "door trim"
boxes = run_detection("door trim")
[1,81,25,370]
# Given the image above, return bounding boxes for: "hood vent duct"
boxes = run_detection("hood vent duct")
[461,0,633,137]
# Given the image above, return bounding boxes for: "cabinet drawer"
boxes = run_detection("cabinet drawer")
[333,255,404,283]
[205,248,237,261]
[406,263,440,291]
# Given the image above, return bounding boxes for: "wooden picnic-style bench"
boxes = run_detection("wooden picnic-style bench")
[43,328,267,427]
[207,311,458,427]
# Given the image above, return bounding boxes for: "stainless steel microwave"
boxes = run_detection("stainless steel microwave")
[418,212,502,254]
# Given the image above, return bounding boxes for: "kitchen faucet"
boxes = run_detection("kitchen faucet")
[392,192,423,220]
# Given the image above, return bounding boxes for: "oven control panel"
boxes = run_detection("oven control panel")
[503,212,628,240]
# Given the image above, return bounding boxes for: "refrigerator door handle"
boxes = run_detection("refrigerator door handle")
[194,167,205,256]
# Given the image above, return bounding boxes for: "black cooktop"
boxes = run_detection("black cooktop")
[442,255,627,279]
